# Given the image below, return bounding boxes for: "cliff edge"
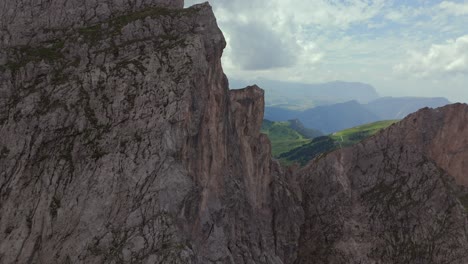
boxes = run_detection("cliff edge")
[0,1,300,263]
[1,0,468,263]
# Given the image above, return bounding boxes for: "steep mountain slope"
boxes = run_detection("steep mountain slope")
[298,100,380,134]
[0,2,302,263]
[264,106,300,121]
[287,119,323,139]
[388,104,468,187]
[366,96,450,119]
[261,119,322,157]
[1,0,468,263]
[279,120,397,165]
[295,104,468,263]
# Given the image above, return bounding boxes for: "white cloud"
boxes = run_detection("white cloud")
[227,21,298,70]
[395,35,468,77]
[184,0,468,102]
[273,0,386,29]
[384,5,426,24]
[439,1,468,16]
[186,0,386,71]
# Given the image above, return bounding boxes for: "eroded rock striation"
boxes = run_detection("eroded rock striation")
[0,0,183,47]
[296,104,468,263]
[0,1,299,263]
[1,0,468,263]
[391,104,468,187]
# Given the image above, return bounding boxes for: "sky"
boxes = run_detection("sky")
[184,0,468,103]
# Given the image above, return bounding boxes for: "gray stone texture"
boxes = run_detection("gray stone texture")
[0,0,184,47]
[1,0,468,263]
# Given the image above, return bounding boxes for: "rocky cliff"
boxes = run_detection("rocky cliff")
[296,104,468,263]
[0,1,300,263]
[0,0,183,47]
[1,0,468,263]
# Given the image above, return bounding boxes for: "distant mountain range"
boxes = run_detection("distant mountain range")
[365,97,451,119]
[297,100,381,134]
[265,101,382,134]
[230,79,380,110]
[232,79,451,133]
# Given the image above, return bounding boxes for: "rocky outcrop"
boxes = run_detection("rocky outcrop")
[296,103,468,263]
[0,1,300,263]
[1,0,468,263]
[390,104,468,187]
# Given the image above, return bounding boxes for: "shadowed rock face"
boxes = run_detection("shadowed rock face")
[393,104,468,187]
[1,0,468,263]
[0,1,301,263]
[296,105,468,263]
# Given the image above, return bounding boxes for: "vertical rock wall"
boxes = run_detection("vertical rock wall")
[1,0,468,263]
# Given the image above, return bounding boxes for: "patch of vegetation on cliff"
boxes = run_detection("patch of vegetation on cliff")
[78,6,199,46]
[458,193,468,211]
[78,25,103,45]
[0,146,10,159]
[49,195,61,219]
[110,6,195,32]
[331,120,398,143]
[2,5,197,75]
[3,39,65,72]
[115,59,147,75]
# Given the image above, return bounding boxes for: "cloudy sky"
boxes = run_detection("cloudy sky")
[185,0,468,103]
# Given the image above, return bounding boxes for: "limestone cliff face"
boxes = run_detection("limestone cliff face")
[0,0,183,47]
[296,103,468,264]
[389,104,468,187]
[1,0,468,263]
[0,1,299,263]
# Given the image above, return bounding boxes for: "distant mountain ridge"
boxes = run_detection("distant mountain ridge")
[365,96,451,119]
[287,119,323,139]
[230,79,380,109]
[265,97,450,133]
[233,78,450,132]
[266,100,382,134]
[296,100,380,134]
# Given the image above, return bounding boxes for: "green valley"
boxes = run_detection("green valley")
[276,120,398,165]
[261,119,322,157]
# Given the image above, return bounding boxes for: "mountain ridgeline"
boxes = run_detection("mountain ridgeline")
[1,1,468,264]
[366,96,451,119]
[231,79,379,109]
[265,97,450,133]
